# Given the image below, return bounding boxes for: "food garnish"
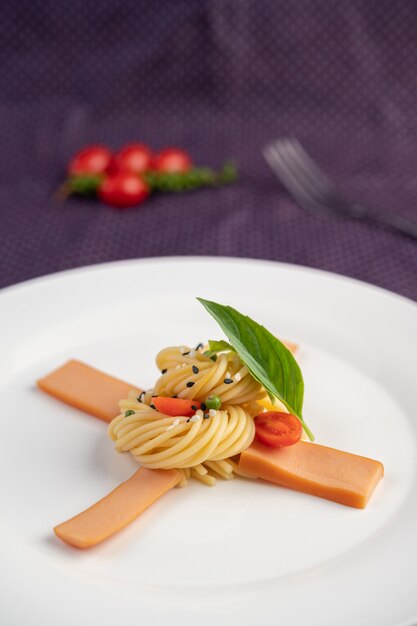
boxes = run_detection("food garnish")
[98,171,149,208]
[254,411,302,448]
[152,396,201,417]
[56,143,238,208]
[152,147,192,173]
[197,298,313,440]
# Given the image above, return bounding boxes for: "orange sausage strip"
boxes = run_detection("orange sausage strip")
[54,467,180,548]
[238,439,383,508]
[37,359,140,423]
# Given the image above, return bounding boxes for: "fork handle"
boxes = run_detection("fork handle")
[353,204,417,241]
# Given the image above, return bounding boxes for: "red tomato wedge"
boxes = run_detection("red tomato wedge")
[68,145,112,176]
[153,148,192,173]
[98,172,149,208]
[254,412,302,448]
[112,143,152,175]
[152,396,201,417]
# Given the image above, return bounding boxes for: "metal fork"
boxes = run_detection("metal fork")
[264,138,417,240]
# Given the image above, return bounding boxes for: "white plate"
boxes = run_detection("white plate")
[1,257,416,626]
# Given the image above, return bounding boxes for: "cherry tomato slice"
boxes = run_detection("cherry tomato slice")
[152,397,201,417]
[98,173,149,208]
[112,143,152,175]
[254,412,302,448]
[153,148,192,173]
[68,145,112,176]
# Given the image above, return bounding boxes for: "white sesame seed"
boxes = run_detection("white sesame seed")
[180,346,187,353]
[225,371,230,378]
[209,409,217,417]
[235,372,241,382]
[189,349,196,358]
[175,365,181,370]
[190,409,203,422]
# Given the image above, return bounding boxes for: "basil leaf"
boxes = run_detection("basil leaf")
[197,298,314,440]
[208,339,235,353]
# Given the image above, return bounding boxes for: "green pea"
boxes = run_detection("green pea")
[205,394,222,410]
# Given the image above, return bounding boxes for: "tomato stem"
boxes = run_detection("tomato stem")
[53,181,73,203]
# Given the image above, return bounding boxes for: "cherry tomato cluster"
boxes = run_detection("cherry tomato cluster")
[61,143,237,208]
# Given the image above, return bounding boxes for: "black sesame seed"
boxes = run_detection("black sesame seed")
[187,418,191,422]
[192,365,199,374]
[191,405,197,410]
[137,392,145,403]
[203,413,210,419]
[186,381,195,388]
[195,343,203,350]
[172,395,178,398]
[150,403,156,409]
[161,368,167,374]
[201,402,207,411]
[224,378,233,384]
[182,351,190,356]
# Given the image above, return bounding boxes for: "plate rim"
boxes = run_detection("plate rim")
[1,256,417,626]
[1,255,416,311]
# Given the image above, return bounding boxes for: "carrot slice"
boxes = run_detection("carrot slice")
[238,439,383,508]
[54,467,180,548]
[37,359,139,423]
[153,396,201,416]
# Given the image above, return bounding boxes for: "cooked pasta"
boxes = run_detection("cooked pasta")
[108,344,269,485]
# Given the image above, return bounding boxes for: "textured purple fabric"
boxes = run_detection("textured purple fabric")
[1,0,417,300]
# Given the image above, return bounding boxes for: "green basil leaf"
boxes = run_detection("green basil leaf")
[208,339,235,353]
[198,298,314,440]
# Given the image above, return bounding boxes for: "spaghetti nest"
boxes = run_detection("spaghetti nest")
[108,345,268,486]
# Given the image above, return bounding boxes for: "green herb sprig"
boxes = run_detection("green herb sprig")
[56,162,238,203]
[198,298,314,441]
[144,161,238,193]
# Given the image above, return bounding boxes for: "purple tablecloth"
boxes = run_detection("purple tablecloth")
[1,0,417,300]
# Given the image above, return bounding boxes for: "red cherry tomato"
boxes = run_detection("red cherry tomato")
[254,412,302,448]
[153,148,192,173]
[68,145,112,176]
[98,173,149,208]
[112,143,152,175]
[152,396,201,417]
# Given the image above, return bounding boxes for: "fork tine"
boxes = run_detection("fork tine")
[275,139,329,204]
[263,144,327,214]
[283,139,347,206]
[273,138,338,207]
[285,139,341,196]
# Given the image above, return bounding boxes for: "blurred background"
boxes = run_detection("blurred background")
[1,0,417,300]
